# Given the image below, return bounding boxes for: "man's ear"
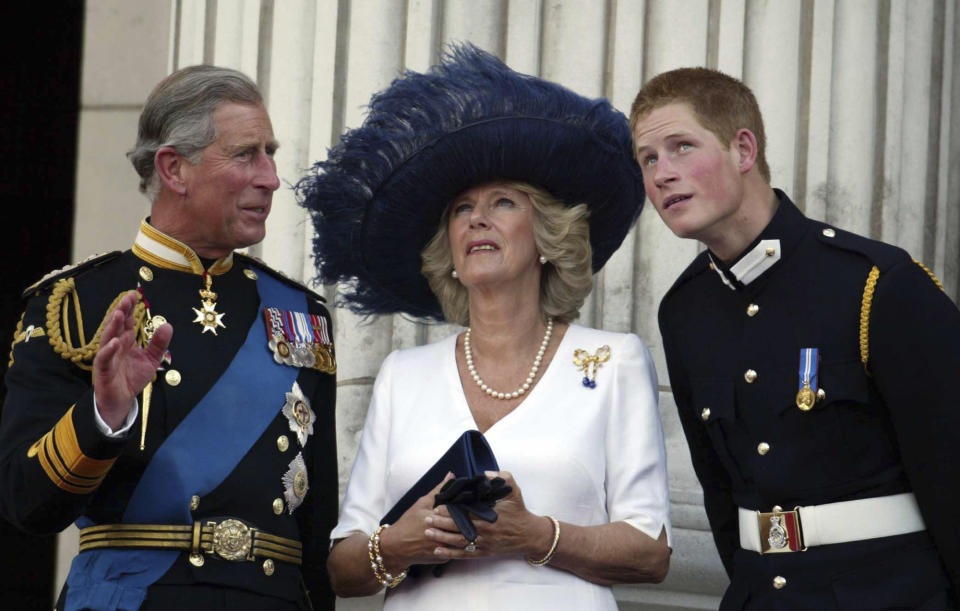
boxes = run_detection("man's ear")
[155,146,188,195]
[732,128,759,174]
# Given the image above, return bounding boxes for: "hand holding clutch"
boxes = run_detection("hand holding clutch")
[380,430,503,578]
[433,474,512,544]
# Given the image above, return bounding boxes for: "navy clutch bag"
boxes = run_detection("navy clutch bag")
[381,430,511,576]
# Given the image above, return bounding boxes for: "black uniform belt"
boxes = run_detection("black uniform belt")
[78,518,302,565]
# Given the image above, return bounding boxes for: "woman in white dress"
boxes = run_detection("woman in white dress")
[297,44,671,610]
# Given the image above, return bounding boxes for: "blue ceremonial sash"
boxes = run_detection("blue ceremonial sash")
[65,272,304,611]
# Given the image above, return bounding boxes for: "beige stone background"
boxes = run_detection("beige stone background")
[65,1,959,609]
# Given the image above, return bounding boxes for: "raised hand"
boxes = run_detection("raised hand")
[93,291,173,430]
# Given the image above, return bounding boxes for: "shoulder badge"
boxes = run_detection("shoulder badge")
[22,251,122,299]
[234,253,325,303]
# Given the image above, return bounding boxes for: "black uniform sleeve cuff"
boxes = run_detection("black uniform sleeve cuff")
[28,391,124,495]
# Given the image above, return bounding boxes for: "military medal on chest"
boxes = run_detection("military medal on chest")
[308,312,336,372]
[263,307,336,373]
[193,271,226,335]
[265,307,296,366]
[282,381,315,446]
[280,385,313,513]
[281,452,309,514]
[795,348,822,411]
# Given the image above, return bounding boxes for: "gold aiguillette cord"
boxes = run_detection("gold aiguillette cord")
[136,285,157,451]
[140,377,154,451]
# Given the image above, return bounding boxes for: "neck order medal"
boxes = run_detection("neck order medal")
[193,272,226,335]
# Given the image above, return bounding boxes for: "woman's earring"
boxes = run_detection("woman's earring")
[451,269,458,279]
[538,255,548,265]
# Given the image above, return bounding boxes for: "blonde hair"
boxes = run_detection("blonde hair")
[421,182,592,326]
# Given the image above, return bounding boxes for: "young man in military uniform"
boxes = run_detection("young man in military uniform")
[0,66,337,610]
[631,68,959,609]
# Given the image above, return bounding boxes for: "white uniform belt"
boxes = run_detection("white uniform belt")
[738,492,925,554]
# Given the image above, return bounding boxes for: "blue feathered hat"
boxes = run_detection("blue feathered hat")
[297,43,644,320]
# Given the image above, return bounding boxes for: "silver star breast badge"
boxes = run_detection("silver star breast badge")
[281,381,315,446]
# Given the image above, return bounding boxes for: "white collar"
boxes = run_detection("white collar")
[132,219,233,275]
[708,239,781,290]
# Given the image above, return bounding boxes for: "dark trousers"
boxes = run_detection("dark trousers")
[721,532,955,610]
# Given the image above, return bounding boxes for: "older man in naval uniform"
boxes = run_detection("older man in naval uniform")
[0,65,337,610]
[631,67,959,610]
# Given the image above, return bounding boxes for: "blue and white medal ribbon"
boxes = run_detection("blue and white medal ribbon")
[795,348,819,411]
[290,311,317,368]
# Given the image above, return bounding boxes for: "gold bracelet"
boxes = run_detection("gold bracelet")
[526,515,560,566]
[367,524,408,588]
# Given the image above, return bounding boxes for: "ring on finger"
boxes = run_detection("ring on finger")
[464,540,477,552]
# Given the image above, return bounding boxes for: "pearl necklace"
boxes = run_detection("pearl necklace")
[464,317,554,400]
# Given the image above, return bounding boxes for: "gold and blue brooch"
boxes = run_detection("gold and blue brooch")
[573,345,611,388]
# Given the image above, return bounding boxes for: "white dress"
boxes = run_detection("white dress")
[331,324,672,610]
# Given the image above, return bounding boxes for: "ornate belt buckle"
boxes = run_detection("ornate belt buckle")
[209,519,255,561]
[757,506,805,553]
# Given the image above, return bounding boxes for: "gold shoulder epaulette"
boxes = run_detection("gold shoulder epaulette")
[22,251,122,299]
[45,278,146,372]
[234,252,326,303]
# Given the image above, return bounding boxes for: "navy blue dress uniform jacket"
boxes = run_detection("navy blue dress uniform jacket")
[659,191,959,610]
[0,230,338,610]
